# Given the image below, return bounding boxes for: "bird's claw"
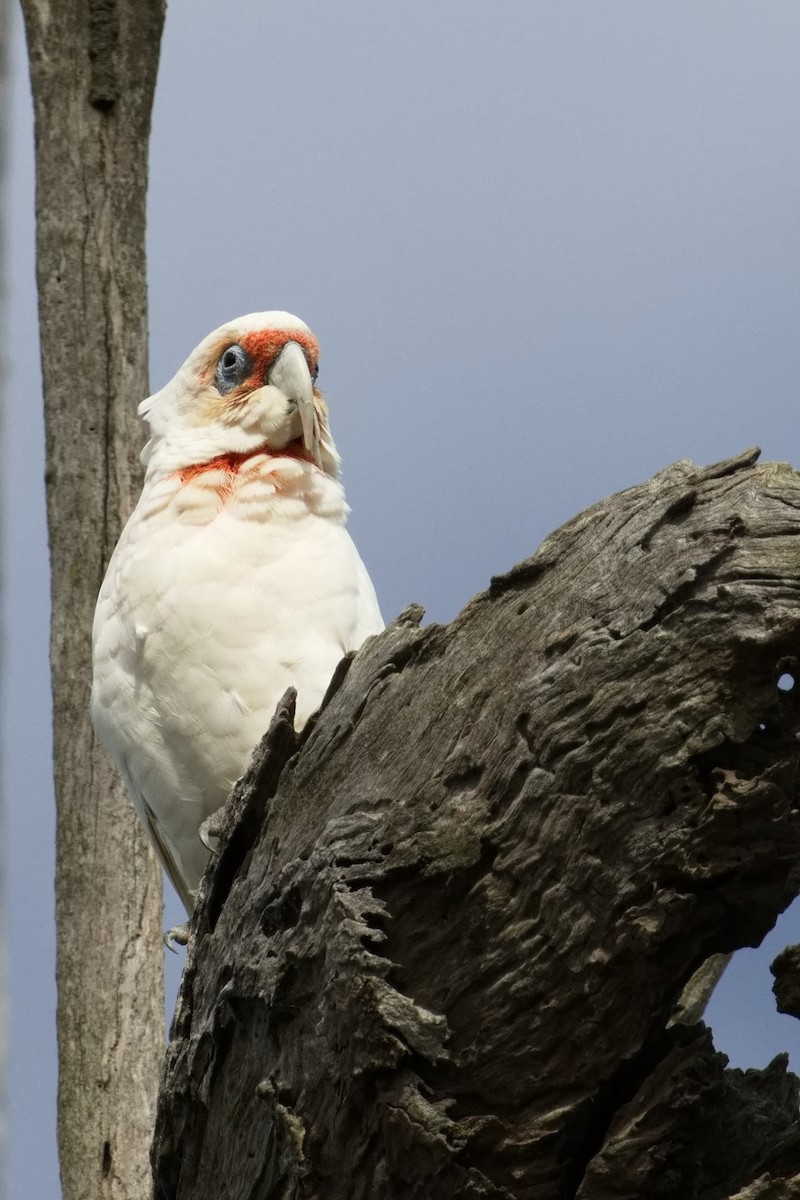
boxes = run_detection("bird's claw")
[164,922,190,953]
[199,807,226,853]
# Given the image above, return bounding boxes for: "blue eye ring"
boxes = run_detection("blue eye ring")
[215,344,251,395]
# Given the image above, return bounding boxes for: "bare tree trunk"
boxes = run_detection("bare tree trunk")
[0,0,8,1191]
[19,3,166,1197]
[152,449,800,1199]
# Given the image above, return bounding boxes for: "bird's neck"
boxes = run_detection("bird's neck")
[173,440,312,486]
[141,440,349,526]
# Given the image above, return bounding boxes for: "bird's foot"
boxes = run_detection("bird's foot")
[199,805,227,853]
[163,923,190,953]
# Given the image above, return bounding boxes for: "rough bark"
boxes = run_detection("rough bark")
[19,2,166,1197]
[152,449,800,1200]
[771,945,800,1020]
[0,0,7,1190]
[671,952,733,1026]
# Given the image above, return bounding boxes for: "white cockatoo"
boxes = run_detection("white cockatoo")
[91,312,383,913]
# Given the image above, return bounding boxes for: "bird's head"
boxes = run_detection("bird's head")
[140,312,340,478]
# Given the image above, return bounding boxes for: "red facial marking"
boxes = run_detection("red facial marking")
[238,328,320,384]
[175,441,312,489]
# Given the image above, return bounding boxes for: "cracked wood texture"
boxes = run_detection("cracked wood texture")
[20,2,166,1197]
[153,449,800,1200]
[0,0,7,1186]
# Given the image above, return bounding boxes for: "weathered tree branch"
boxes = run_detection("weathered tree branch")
[152,450,800,1199]
[20,2,166,1196]
[772,944,800,1021]
[0,0,7,1185]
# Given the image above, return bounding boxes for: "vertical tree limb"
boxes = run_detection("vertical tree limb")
[19,2,166,1196]
[0,0,8,1189]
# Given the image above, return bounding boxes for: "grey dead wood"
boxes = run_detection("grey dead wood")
[670,951,734,1026]
[0,0,7,1189]
[151,449,800,1200]
[19,2,166,1197]
[771,944,800,1020]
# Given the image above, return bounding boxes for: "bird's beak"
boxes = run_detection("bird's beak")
[268,341,322,467]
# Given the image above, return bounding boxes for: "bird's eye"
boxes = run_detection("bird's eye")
[215,344,251,395]
[311,362,319,383]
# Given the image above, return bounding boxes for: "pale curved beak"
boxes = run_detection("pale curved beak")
[268,340,322,466]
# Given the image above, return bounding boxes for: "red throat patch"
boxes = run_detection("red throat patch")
[175,441,313,489]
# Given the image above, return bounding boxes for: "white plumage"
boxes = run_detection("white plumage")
[91,312,383,912]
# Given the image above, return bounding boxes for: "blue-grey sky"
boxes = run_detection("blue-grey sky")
[5,3,800,1195]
